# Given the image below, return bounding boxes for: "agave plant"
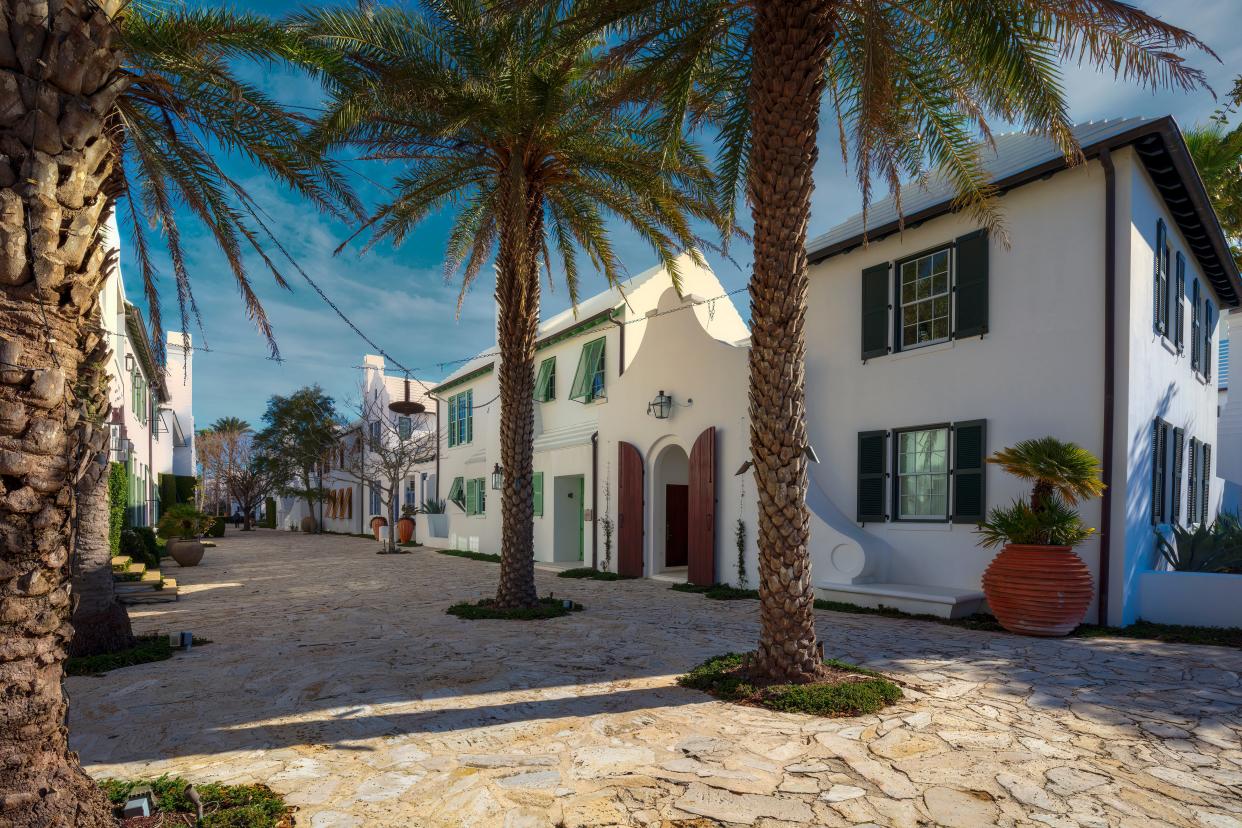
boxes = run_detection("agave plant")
[1156,515,1242,573]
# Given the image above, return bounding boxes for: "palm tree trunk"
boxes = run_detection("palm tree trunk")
[0,2,129,822]
[493,172,542,609]
[746,0,835,683]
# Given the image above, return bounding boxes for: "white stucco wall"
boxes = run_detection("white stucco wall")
[1216,310,1242,511]
[807,158,1110,616]
[1114,148,1226,625]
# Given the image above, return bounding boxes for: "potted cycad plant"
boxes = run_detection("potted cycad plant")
[977,437,1105,636]
[157,503,215,568]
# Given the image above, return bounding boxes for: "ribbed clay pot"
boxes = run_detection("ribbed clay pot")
[371,515,389,540]
[396,517,415,544]
[982,544,1093,637]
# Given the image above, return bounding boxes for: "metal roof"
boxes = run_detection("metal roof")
[806,116,1241,307]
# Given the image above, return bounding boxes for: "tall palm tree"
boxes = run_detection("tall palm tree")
[593,0,1211,682]
[1186,122,1242,268]
[0,5,356,824]
[295,0,724,608]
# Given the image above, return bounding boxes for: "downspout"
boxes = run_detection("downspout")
[435,399,442,501]
[591,431,599,569]
[610,317,626,375]
[148,391,154,526]
[1098,146,1116,626]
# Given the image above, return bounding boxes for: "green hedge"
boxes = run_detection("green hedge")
[262,498,277,528]
[175,475,196,503]
[108,463,127,555]
[206,516,226,537]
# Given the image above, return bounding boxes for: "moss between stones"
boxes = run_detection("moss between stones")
[438,549,502,563]
[446,596,583,620]
[670,583,758,600]
[556,567,634,581]
[678,653,901,717]
[65,633,212,677]
[101,775,293,828]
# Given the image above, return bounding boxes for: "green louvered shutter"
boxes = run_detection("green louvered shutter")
[466,478,478,516]
[1205,301,1214,381]
[534,358,555,402]
[533,472,544,517]
[449,476,465,509]
[1172,427,1184,525]
[1201,443,1212,523]
[1150,419,1167,524]
[1187,438,1199,524]
[861,263,890,359]
[465,390,473,443]
[447,395,457,447]
[1175,253,1186,351]
[857,430,887,522]
[1154,219,1167,335]
[1191,280,1202,371]
[953,230,989,339]
[951,420,987,523]
[570,338,606,401]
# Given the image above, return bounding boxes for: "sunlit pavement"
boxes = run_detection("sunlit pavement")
[70,529,1242,827]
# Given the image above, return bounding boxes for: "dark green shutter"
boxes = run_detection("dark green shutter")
[1187,437,1199,523]
[1175,253,1185,351]
[1201,443,1212,523]
[861,263,890,359]
[533,472,544,517]
[1151,419,1166,524]
[951,420,987,523]
[1172,427,1184,525]
[857,430,887,522]
[1205,302,1214,381]
[1191,280,1202,371]
[953,230,989,339]
[1154,219,1166,334]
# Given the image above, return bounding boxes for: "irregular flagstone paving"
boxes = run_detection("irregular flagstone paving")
[69,530,1242,827]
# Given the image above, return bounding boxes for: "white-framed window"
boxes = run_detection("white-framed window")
[369,420,381,443]
[898,248,951,349]
[895,426,950,521]
[447,390,473,446]
[397,416,412,439]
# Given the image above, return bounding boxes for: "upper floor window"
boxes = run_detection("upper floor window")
[569,338,606,403]
[447,390,473,447]
[369,420,381,443]
[534,357,556,402]
[898,248,951,349]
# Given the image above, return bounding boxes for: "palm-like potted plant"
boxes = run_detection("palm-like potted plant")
[977,437,1106,636]
[397,505,417,545]
[157,504,215,568]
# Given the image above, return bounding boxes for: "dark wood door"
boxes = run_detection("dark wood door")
[617,441,644,577]
[665,484,689,567]
[687,427,717,586]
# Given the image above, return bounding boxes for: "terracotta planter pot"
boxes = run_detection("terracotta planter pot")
[396,517,415,544]
[300,515,317,534]
[167,539,205,568]
[982,544,1094,637]
[371,516,388,540]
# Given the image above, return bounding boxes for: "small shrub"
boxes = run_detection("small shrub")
[134,526,159,563]
[118,529,156,568]
[678,653,901,717]
[107,463,127,555]
[206,516,226,537]
[557,567,632,580]
[670,583,758,600]
[158,503,215,540]
[447,596,583,620]
[64,633,211,676]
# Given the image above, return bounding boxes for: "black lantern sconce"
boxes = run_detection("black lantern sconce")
[647,390,673,420]
[124,352,135,373]
[491,463,504,490]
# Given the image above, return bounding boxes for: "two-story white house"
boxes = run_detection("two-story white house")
[422,254,749,568]
[802,115,1238,628]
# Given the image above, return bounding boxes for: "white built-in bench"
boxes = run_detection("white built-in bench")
[815,582,985,619]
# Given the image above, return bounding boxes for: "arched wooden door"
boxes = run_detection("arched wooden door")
[687,427,716,586]
[617,441,644,578]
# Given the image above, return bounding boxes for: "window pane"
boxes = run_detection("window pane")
[896,428,949,518]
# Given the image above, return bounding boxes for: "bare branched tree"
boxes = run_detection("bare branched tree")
[224,440,281,531]
[336,387,437,552]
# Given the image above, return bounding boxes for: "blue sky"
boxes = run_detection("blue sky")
[125,2,1241,429]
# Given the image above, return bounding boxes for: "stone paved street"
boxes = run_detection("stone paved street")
[70,530,1242,827]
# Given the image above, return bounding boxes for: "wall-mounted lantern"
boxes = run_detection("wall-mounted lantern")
[647,390,673,420]
[124,352,135,373]
[491,463,503,490]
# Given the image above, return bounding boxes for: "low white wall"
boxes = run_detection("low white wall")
[1138,571,1242,628]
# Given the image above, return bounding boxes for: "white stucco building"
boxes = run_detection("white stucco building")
[101,217,197,527]
[304,116,1238,630]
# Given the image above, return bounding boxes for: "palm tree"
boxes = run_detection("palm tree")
[0,5,356,823]
[295,1,724,608]
[989,437,1106,512]
[593,0,1210,682]
[1185,122,1242,268]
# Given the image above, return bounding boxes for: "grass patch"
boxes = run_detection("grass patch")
[679,653,901,717]
[438,549,502,563]
[672,583,1240,648]
[101,775,293,828]
[65,633,212,677]
[557,567,633,581]
[447,596,583,620]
